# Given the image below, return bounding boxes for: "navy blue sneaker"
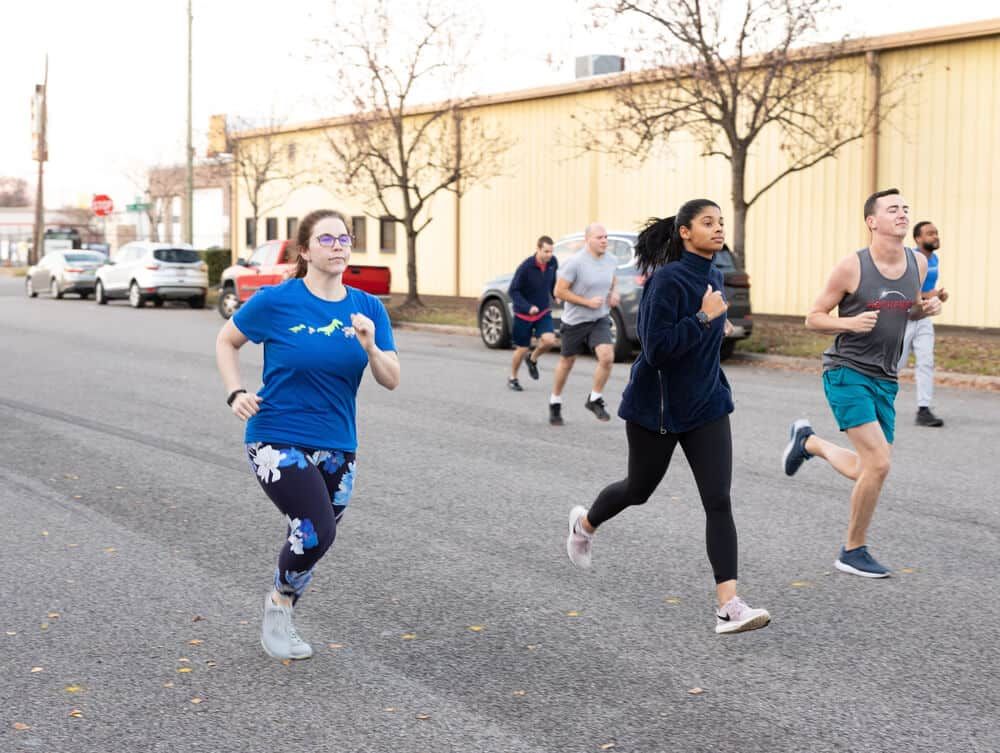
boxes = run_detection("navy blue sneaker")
[782,418,814,476]
[835,545,891,578]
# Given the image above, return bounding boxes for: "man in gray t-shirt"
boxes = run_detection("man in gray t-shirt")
[549,222,620,425]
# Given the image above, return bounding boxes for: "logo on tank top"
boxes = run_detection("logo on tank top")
[866,289,914,312]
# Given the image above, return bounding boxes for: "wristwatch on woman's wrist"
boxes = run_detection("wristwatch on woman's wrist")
[226,388,247,406]
[695,311,711,329]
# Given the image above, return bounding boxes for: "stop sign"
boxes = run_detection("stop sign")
[91,194,114,216]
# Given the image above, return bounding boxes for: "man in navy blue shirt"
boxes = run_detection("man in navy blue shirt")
[507,235,558,391]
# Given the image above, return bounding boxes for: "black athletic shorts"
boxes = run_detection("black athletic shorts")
[560,316,612,357]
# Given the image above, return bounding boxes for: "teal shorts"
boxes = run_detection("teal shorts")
[822,367,899,444]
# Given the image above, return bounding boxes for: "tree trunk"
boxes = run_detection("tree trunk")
[404,220,422,307]
[730,151,748,270]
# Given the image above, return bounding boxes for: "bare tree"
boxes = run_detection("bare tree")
[317,0,511,307]
[582,0,917,267]
[0,177,31,207]
[227,116,311,249]
[125,165,188,242]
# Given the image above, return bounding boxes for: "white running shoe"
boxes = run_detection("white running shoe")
[566,505,593,569]
[261,594,313,660]
[715,596,771,635]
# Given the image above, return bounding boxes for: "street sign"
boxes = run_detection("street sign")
[126,202,151,212]
[91,194,114,216]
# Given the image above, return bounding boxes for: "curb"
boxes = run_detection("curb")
[391,320,479,337]
[393,321,1000,393]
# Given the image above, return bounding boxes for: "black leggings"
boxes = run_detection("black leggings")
[587,415,738,584]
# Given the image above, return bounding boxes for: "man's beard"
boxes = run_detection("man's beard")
[921,241,938,253]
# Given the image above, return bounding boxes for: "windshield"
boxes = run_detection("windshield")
[154,248,201,264]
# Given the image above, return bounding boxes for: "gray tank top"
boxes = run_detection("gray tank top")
[822,247,920,381]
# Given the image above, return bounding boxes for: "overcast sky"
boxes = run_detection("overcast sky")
[1,0,997,208]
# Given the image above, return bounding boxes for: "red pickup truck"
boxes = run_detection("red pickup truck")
[217,240,392,319]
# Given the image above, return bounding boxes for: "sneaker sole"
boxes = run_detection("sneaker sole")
[715,613,771,634]
[834,559,891,578]
[566,505,591,569]
[782,419,811,476]
[260,637,293,660]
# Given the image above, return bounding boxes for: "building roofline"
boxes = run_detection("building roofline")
[231,17,1000,141]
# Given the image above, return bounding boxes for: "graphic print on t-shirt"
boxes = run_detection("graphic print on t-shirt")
[288,318,356,338]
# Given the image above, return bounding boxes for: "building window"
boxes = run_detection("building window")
[379,216,396,253]
[286,217,298,241]
[245,218,256,248]
[287,142,297,164]
[352,216,366,252]
[266,217,278,241]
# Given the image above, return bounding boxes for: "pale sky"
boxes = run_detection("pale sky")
[1,0,997,209]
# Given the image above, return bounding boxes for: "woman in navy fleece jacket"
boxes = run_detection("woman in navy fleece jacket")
[564,199,771,636]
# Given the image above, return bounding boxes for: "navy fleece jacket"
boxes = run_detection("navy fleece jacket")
[509,255,558,315]
[618,251,734,433]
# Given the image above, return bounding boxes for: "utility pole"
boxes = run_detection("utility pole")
[185,0,194,244]
[30,55,49,266]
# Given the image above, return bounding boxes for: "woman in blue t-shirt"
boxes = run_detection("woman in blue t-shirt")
[564,199,770,635]
[216,209,399,660]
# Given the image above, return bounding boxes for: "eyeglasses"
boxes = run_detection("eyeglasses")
[314,233,354,249]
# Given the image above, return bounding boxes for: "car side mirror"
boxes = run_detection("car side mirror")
[104,260,115,266]
[237,258,250,267]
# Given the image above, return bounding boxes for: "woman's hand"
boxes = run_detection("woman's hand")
[351,312,376,351]
[231,392,262,421]
[700,284,728,320]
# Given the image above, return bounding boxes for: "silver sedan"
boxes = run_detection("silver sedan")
[26,251,107,300]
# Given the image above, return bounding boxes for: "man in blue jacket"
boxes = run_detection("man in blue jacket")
[507,235,558,391]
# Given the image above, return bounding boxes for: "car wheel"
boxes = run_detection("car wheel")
[479,298,511,349]
[50,277,63,299]
[95,280,108,305]
[188,294,206,309]
[720,339,736,361]
[609,308,632,363]
[128,281,145,308]
[26,277,37,298]
[217,286,239,319]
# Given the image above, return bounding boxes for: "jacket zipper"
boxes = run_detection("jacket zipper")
[657,370,666,434]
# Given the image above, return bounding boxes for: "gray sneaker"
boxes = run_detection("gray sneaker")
[261,594,313,660]
[566,505,594,568]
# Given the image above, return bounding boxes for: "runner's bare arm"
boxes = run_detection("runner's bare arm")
[216,320,263,419]
[554,277,603,309]
[805,255,873,334]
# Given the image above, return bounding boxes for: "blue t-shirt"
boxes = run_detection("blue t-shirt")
[232,279,396,451]
[922,252,939,293]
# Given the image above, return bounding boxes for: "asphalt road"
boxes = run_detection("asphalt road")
[2,277,997,753]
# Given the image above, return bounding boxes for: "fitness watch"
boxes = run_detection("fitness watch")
[695,311,711,330]
[226,388,248,406]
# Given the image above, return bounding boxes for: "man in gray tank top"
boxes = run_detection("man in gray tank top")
[780,189,942,578]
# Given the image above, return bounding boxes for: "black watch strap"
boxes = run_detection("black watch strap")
[695,312,711,329]
[226,388,247,406]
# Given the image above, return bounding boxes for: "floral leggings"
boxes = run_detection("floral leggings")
[246,443,357,604]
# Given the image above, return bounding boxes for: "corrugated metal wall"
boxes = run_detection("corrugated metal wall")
[234,29,1000,328]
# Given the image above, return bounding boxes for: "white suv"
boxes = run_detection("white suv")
[95,242,209,308]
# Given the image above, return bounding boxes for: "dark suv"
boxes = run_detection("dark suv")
[477,231,752,361]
